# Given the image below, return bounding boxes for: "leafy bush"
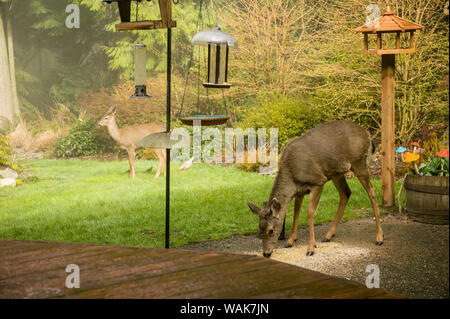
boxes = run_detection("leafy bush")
[0,135,11,167]
[53,119,99,158]
[52,119,117,158]
[240,94,323,148]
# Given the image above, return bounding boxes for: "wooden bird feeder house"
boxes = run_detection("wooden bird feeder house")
[103,0,176,31]
[355,9,424,55]
[355,9,424,207]
[192,25,237,89]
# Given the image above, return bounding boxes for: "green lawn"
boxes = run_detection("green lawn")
[0,159,394,248]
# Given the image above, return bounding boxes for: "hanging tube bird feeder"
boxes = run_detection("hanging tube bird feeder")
[131,44,151,98]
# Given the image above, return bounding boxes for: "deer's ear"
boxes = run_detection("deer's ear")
[246,201,261,216]
[270,198,281,216]
[107,106,117,115]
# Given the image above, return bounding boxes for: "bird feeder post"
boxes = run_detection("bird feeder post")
[355,8,424,207]
[381,54,396,207]
[103,0,175,248]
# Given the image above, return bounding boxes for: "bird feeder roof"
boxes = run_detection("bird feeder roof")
[192,26,237,47]
[355,10,424,33]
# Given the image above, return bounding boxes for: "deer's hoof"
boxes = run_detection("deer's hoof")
[283,243,292,248]
[375,241,383,246]
[263,252,272,258]
[321,235,334,242]
[306,251,314,256]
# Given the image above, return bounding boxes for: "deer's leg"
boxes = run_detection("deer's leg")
[155,149,164,179]
[278,218,286,241]
[323,176,351,242]
[306,186,324,256]
[284,195,304,248]
[128,148,136,179]
[353,166,384,245]
[154,149,166,179]
[162,149,167,177]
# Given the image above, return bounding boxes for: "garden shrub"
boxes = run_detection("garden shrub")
[240,94,323,148]
[0,135,11,167]
[53,119,118,158]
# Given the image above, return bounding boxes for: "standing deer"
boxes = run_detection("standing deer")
[246,120,383,257]
[98,106,166,179]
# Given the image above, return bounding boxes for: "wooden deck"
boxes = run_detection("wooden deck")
[0,239,405,299]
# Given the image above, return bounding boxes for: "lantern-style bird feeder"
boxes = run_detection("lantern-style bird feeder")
[192,26,237,89]
[355,8,424,207]
[131,44,151,98]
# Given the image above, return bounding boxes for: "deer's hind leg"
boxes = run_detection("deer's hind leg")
[322,176,351,242]
[352,161,384,245]
[284,195,304,248]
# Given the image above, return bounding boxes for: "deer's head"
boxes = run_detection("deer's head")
[98,106,117,127]
[246,198,283,258]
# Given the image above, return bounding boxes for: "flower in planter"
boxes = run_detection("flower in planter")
[404,152,420,162]
[436,150,449,158]
[404,152,420,174]
[418,155,449,176]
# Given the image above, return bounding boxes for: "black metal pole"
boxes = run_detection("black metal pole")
[165,27,171,249]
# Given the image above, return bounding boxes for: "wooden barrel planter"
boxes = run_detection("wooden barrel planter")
[404,175,449,225]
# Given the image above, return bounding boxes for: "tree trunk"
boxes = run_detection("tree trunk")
[6,10,20,120]
[0,4,14,130]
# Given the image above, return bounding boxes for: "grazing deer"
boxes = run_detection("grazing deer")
[98,106,166,179]
[246,120,383,257]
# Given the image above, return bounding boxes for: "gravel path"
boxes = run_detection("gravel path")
[181,214,449,299]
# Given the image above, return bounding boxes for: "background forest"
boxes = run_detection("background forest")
[0,0,448,157]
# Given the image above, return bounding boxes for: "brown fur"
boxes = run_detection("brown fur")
[98,107,166,179]
[247,120,383,257]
